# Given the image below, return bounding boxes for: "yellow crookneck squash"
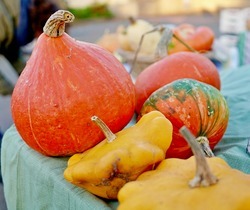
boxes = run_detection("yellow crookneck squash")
[64,111,173,199]
[118,126,250,210]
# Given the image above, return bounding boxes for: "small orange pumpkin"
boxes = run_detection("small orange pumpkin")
[168,23,215,54]
[11,10,135,156]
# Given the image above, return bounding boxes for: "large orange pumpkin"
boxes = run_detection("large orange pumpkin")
[139,79,229,159]
[11,10,136,156]
[134,51,220,113]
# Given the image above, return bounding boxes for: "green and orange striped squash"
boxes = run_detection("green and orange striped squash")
[138,79,229,159]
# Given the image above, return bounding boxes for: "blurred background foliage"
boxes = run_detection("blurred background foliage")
[68,3,114,19]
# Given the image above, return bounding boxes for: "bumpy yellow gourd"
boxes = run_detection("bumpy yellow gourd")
[118,126,250,210]
[64,111,173,199]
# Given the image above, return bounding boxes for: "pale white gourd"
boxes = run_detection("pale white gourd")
[126,19,161,55]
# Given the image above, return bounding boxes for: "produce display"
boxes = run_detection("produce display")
[134,51,221,113]
[97,18,215,56]
[11,10,135,156]
[8,10,250,209]
[64,111,173,199]
[139,79,229,159]
[96,18,217,81]
[117,126,250,210]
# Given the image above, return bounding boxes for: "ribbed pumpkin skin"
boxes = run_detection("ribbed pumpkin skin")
[139,79,229,159]
[135,52,221,113]
[11,33,136,156]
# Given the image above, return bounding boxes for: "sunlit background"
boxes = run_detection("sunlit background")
[67,0,250,16]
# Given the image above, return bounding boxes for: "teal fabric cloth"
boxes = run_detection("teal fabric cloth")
[238,32,250,66]
[1,126,118,210]
[214,65,250,173]
[1,65,250,210]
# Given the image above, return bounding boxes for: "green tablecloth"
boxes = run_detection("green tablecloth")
[1,65,250,210]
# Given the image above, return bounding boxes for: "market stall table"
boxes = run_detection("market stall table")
[1,65,250,210]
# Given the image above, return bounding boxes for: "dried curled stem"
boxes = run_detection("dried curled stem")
[179,126,218,188]
[43,10,75,37]
[91,116,116,143]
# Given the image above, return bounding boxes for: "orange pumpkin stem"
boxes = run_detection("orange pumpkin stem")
[179,126,218,188]
[91,116,116,143]
[43,10,75,37]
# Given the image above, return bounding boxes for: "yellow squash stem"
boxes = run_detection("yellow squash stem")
[196,136,215,157]
[91,116,116,143]
[43,10,74,37]
[179,126,218,188]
